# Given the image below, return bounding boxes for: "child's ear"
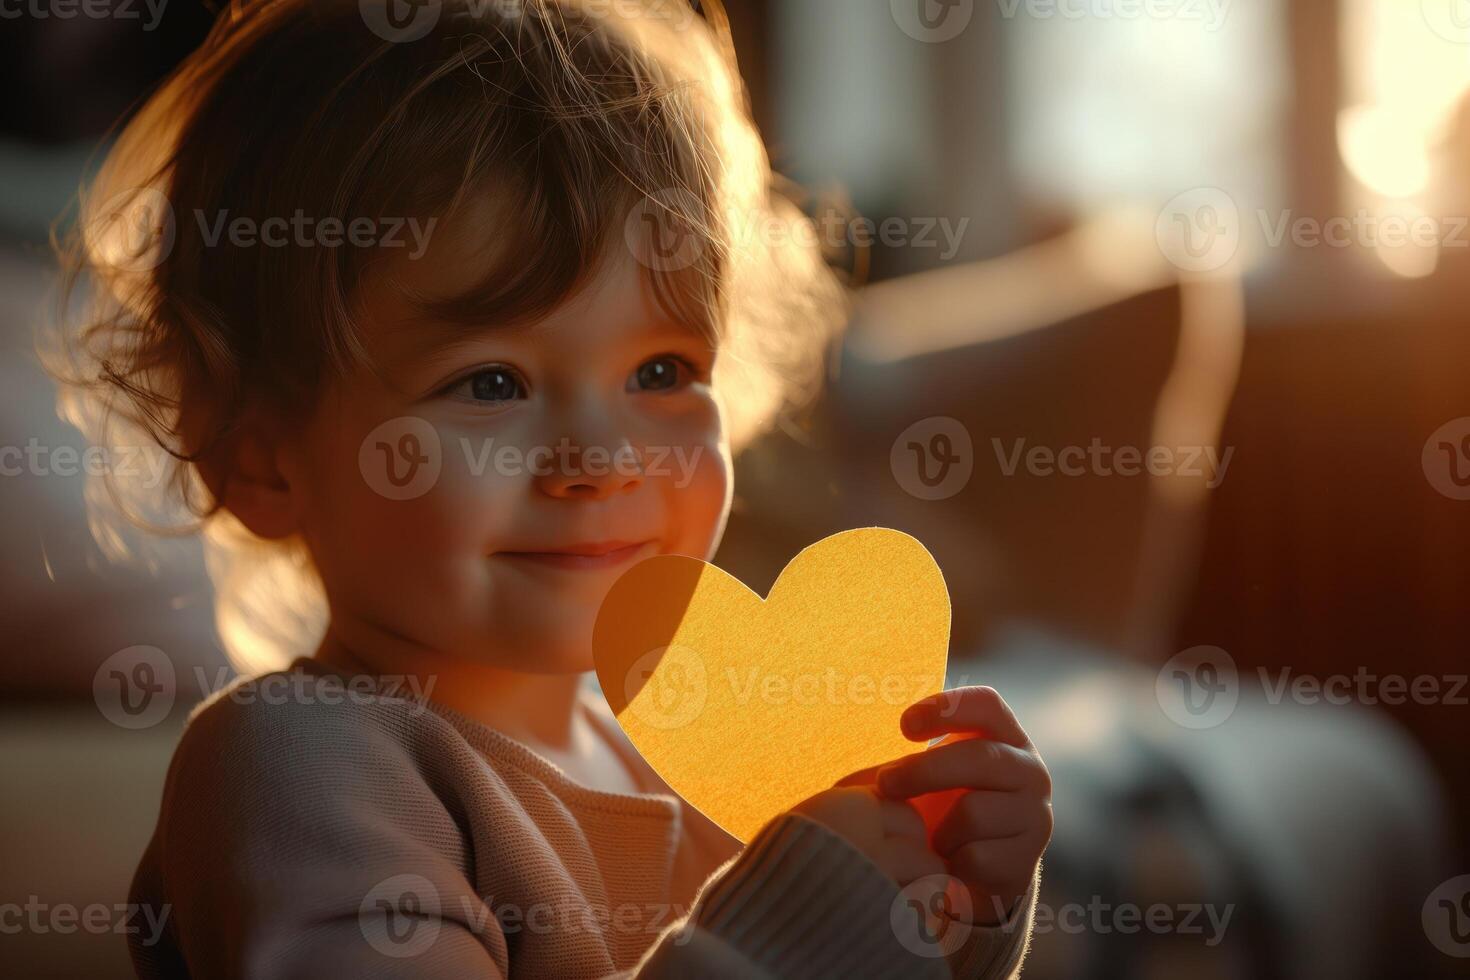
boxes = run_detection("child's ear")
[200,415,301,542]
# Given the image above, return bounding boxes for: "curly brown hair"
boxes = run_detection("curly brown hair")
[37,0,849,672]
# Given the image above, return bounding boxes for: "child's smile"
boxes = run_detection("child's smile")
[497,539,660,572]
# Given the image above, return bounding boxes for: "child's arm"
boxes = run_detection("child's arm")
[636,808,958,978]
[128,683,959,979]
[943,862,1041,979]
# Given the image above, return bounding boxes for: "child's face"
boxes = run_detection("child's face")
[278,201,734,673]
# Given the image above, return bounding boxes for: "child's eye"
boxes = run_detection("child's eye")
[443,365,528,404]
[629,354,696,393]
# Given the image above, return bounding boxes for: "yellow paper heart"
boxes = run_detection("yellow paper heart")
[592,527,951,843]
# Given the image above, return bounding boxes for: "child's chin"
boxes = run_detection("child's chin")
[475,600,598,673]
[508,628,598,676]
[529,654,598,677]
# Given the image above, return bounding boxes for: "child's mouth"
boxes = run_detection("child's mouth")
[498,540,656,571]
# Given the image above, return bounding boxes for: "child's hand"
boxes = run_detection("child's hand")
[874,686,1052,926]
[789,783,947,891]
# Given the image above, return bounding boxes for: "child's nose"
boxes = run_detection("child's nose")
[533,441,645,500]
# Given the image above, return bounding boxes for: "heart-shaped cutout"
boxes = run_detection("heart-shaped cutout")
[593,527,951,843]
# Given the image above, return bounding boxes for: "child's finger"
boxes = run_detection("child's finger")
[900,686,1029,747]
[929,790,1036,857]
[875,738,1038,798]
[833,763,884,788]
[833,748,927,788]
[877,797,929,841]
[873,838,948,887]
[948,838,1037,907]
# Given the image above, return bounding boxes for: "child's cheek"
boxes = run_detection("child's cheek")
[409,421,540,536]
[661,430,732,561]
[322,411,517,551]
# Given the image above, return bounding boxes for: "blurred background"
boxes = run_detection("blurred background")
[4,0,1470,976]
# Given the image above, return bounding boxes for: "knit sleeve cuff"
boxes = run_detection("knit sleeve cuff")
[946,861,1042,979]
[681,811,952,980]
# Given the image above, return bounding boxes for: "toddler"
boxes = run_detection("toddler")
[42,1,1050,976]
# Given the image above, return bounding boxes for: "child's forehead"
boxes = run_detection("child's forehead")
[391,191,517,295]
[344,176,718,386]
[359,239,704,369]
